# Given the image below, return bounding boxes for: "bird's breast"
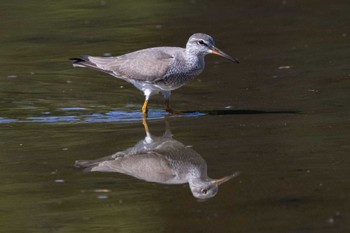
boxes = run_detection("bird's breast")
[157,57,204,90]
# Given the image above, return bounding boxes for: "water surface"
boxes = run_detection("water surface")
[1,0,350,232]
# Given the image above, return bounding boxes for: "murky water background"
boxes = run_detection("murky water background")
[1,0,350,232]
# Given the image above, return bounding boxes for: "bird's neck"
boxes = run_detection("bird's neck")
[184,51,205,72]
[188,176,211,188]
[186,165,207,181]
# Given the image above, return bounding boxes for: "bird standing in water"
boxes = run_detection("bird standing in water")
[71,33,239,116]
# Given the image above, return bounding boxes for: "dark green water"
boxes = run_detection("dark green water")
[1,0,350,232]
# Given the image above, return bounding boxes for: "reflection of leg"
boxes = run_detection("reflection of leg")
[163,117,173,138]
[142,115,150,134]
[141,99,148,115]
[165,98,171,112]
[142,115,153,142]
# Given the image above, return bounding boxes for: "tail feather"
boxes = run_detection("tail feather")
[75,159,106,172]
[70,56,114,75]
[74,152,125,171]
[74,160,95,168]
[70,56,96,68]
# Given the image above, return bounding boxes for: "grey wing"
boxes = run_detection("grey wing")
[112,152,178,182]
[88,48,175,82]
[76,152,178,183]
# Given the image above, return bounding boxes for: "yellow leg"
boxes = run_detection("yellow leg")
[142,100,148,115]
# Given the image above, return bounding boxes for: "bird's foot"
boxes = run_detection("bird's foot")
[164,99,182,115]
[165,108,182,115]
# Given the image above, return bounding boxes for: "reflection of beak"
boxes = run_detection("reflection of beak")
[211,46,240,63]
[214,171,240,185]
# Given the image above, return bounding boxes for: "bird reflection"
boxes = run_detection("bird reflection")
[75,118,239,200]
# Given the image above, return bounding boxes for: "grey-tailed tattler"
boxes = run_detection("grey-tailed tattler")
[71,33,239,116]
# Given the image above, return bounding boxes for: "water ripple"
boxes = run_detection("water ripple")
[0,108,205,124]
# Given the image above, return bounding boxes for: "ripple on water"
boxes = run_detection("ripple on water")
[0,108,205,124]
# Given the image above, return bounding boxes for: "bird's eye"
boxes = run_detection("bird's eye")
[201,188,208,194]
[198,40,206,46]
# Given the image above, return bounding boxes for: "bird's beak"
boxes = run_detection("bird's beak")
[214,171,240,185]
[210,46,240,63]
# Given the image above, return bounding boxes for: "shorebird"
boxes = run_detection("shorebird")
[75,119,239,199]
[71,33,239,116]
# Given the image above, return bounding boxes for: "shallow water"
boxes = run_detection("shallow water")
[1,0,350,232]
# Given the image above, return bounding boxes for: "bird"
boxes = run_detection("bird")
[75,118,239,199]
[70,33,239,116]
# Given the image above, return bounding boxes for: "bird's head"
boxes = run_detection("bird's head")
[186,33,239,63]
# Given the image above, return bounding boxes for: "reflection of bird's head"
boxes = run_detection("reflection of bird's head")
[189,172,240,200]
[189,180,219,199]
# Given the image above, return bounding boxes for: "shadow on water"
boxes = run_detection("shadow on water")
[75,118,239,200]
[0,108,298,124]
[184,109,299,116]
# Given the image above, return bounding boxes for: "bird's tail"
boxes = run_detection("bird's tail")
[74,152,125,172]
[70,55,116,76]
[70,56,97,68]
[74,159,96,169]
[74,159,106,172]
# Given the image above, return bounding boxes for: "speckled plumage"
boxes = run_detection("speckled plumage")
[71,33,239,115]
